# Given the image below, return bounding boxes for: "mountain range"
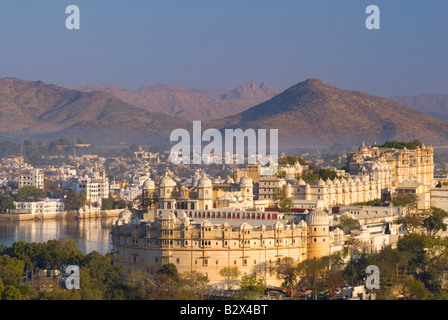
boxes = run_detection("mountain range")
[1,77,448,150]
[0,77,187,146]
[207,79,448,149]
[73,82,280,121]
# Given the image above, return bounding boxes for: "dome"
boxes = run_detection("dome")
[159,211,176,220]
[160,174,176,188]
[305,209,329,226]
[317,179,326,187]
[142,178,155,190]
[198,175,212,188]
[297,178,306,186]
[239,175,253,187]
[114,209,137,226]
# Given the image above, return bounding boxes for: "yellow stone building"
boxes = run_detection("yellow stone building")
[110,208,331,287]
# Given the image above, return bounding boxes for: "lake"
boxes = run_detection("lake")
[0,218,114,255]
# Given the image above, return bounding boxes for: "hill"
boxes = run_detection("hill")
[2,77,448,150]
[0,77,187,145]
[206,79,448,150]
[391,94,448,121]
[73,82,280,121]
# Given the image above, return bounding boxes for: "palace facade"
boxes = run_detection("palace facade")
[110,208,331,287]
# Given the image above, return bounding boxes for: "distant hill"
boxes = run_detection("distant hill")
[2,77,448,150]
[0,77,187,145]
[391,94,448,121]
[73,82,280,121]
[207,79,448,149]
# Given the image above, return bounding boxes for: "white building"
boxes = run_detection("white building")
[13,198,65,215]
[18,168,44,189]
[73,172,109,206]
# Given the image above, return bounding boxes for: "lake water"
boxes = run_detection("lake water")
[0,218,114,255]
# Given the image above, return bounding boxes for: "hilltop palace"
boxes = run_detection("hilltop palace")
[111,142,439,287]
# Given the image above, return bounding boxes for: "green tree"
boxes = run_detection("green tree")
[101,197,114,210]
[114,199,128,209]
[65,192,86,211]
[0,255,25,287]
[219,266,241,291]
[2,285,22,300]
[334,215,361,234]
[14,186,47,202]
[297,170,320,184]
[279,155,305,165]
[79,251,125,300]
[179,271,210,299]
[398,278,430,300]
[378,140,422,150]
[276,257,298,290]
[297,256,332,299]
[0,194,15,213]
[318,169,338,180]
[423,207,447,236]
[273,185,292,212]
[233,274,265,300]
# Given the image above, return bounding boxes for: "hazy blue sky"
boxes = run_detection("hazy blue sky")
[0,0,446,97]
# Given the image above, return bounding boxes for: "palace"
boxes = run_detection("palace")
[111,141,436,287]
[111,208,331,287]
[346,141,434,191]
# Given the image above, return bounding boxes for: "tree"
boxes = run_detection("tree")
[179,271,210,299]
[423,207,447,236]
[79,251,125,300]
[397,211,425,234]
[398,278,430,300]
[275,168,286,179]
[14,186,47,202]
[273,186,292,212]
[334,215,360,234]
[0,194,15,213]
[296,256,334,299]
[101,197,114,210]
[279,155,305,165]
[233,274,265,300]
[276,257,298,290]
[378,140,422,150]
[297,170,319,184]
[318,169,338,181]
[2,285,22,300]
[392,192,417,211]
[0,255,25,287]
[219,267,241,291]
[65,192,86,211]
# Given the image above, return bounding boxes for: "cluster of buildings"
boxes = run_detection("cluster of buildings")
[110,142,448,288]
[4,141,448,290]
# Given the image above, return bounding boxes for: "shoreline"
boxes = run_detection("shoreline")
[0,209,122,221]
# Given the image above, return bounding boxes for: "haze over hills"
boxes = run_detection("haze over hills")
[391,94,448,121]
[207,79,448,149]
[0,77,188,145]
[74,82,281,121]
[1,77,448,150]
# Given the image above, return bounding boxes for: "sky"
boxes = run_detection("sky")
[0,0,446,97]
